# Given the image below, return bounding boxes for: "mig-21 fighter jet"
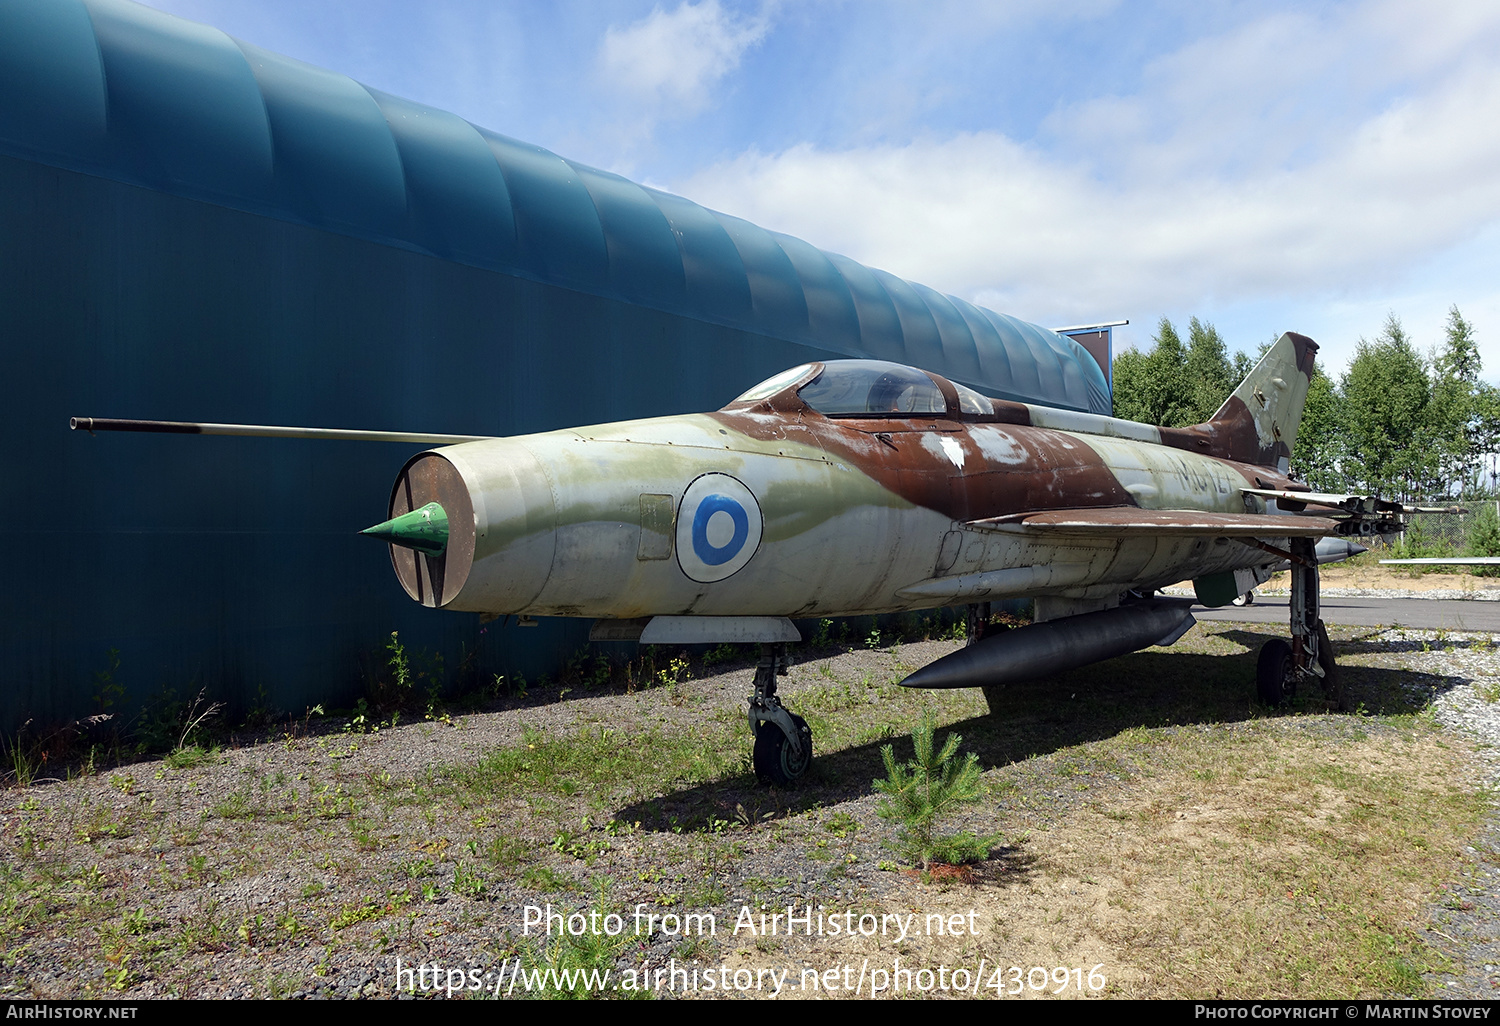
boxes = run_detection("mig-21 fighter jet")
[79,331,1423,785]
[352,331,1361,784]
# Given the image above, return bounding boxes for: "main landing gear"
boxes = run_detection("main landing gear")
[965,601,993,645]
[748,644,811,787]
[964,602,1006,714]
[1257,537,1344,710]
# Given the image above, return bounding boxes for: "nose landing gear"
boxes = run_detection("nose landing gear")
[747,644,812,787]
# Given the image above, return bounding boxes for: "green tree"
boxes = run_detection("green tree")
[1474,383,1500,494]
[1436,305,1481,382]
[1429,307,1484,496]
[1466,499,1500,577]
[1467,500,1500,559]
[1232,348,1254,386]
[1140,317,1192,426]
[1183,316,1234,423]
[1112,317,1248,426]
[1289,367,1347,491]
[1110,346,1152,423]
[1341,315,1432,501]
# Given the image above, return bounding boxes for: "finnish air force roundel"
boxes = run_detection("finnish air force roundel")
[676,473,763,583]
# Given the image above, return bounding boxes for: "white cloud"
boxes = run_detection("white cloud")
[598,1,768,116]
[673,3,1500,370]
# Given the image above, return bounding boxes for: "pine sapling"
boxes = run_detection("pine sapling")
[873,716,997,871]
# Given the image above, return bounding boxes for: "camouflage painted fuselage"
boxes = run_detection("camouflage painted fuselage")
[380,343,1320,620]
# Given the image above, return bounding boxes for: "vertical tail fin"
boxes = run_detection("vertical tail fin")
[1161,332,1318,471]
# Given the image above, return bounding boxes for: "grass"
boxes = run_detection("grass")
[452,720,746,804]
[0,622,1491,998]
[1013,717,1483,997]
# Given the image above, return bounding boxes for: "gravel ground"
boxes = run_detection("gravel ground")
[1164,586,1500,601]
[1,643,982,1000]
[2,626,1498,1000]
[1406,636,1500,998]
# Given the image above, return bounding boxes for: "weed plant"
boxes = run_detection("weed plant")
[519,919,644,1000]
[356,632,446,726]
[702,643,741,667]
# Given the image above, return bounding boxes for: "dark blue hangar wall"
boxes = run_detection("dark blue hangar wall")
[0,0,1112,732]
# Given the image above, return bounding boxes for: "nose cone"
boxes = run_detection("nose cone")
[362,501,448,555]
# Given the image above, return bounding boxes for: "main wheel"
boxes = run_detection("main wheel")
[753,714,811,787]
[1232,591,1255,606]
[1316,621,1344,711]
[1256,638,1295,707]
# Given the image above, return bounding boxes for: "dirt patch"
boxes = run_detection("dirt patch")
[720,724,1480,999]
[1268,563,1500,594]
[1169,560,1500,596]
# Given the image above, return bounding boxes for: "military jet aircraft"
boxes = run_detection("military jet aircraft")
[350,330,1354,784]
[79,331,1421,786]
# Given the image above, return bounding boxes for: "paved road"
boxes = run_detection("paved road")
[1193,594,1500,631]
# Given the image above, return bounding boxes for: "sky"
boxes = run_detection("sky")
[138,0,1500,382]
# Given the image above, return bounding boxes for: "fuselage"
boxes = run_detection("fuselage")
[377,360,1302,620]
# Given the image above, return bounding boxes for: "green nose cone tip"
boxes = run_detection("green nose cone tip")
[362,502,448,556]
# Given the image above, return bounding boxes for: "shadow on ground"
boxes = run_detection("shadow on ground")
[619,623,1465,833]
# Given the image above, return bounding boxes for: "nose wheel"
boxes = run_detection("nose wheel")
[754,714,811,787]
[747,644,811,786]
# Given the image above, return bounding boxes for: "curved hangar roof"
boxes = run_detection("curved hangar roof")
[0,0,1111,415]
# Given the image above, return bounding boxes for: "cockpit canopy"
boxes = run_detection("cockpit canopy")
[799,361,945,415]
[733,360,996,418]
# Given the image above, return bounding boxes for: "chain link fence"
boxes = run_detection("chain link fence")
[1390,499,1500,553]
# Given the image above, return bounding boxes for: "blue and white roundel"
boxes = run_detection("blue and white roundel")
[676,473,763,583]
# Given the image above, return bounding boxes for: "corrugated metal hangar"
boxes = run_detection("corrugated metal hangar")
[0,0,1112,731]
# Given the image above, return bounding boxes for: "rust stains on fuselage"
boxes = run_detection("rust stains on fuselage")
[810,416,1136,521]
[1159,397,1288,469]
[713,362,1308,525]
[710,406,1300,524]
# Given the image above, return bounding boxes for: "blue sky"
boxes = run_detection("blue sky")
[139,0,1500,381]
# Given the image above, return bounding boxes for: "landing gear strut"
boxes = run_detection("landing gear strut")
[748,644,811,787]
[967,603,1007,715]
[965,601,992,646]
[1258,537,1344,710]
